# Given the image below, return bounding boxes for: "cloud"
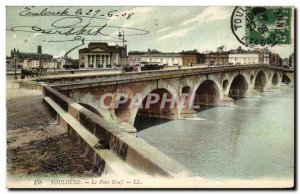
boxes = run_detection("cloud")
[158,25,197,40]
[124,7,154,14]
[21,33,42,44]
[105,7,154,39]
[54,50,66,58]
[122,21,136,28]
[156,27,171,33]
[108,7,154,25]
[120,7,156,29]
[32,33,42,39]
[180,7,232,26]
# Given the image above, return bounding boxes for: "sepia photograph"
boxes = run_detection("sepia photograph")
[5,4,295,189]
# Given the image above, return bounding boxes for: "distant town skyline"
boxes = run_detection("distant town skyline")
[6,6,294,59]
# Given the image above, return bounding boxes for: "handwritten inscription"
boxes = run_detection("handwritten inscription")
[7,7,149,56]
[20,6,135,20]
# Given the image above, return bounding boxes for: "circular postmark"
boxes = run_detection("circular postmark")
[231,6,292,48]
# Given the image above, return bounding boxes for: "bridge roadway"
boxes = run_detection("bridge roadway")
[36,64,293,90]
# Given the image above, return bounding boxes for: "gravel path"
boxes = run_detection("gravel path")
[7,80,94,177]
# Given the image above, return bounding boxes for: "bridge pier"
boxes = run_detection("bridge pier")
[118,122,137,134]
[136,108,178,120]
[179,108,198,119]
[266,81,280,91]
[220,94,235,106]
[244,86,260,97]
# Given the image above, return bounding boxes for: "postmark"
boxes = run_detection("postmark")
[231,6,293,48]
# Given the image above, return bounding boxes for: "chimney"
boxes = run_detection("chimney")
[38,45,42,54]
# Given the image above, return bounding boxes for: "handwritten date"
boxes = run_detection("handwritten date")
[19,7,134,20]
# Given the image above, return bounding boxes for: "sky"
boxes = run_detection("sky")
[6,6,294,59]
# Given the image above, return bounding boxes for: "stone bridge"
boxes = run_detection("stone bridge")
[38,65,294,133]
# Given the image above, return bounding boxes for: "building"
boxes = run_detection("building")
[228,47,272,65]
[269,53,282,66]
[259,49,270,65]
[56,58,62,69]
[289,53,294,67]
[204,46,230,65]
[78,42,127,69]
[205,52,229,65]
[10,46,53,62]
[6,57,15,70]
[7,46,53,70]
[229,47,260,65]
[269,53,276,66]
[44,59,59,69]
[128,51,145,66]
[119,57,128,66]
[128,49,183,67]
[23,59,40,69]
[180,50,205,66]
[282,58,289,68]
[23,58,60,69]
[229,52,260,65]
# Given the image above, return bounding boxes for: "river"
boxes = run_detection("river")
[136,84,294,180]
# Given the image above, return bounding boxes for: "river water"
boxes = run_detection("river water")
[137,84,294,180]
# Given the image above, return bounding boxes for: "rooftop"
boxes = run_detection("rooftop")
[79,42,126,53]
[129,49,181,56]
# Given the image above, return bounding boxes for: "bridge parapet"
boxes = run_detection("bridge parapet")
[42,85,193,177]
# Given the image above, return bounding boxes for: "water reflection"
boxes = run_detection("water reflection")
[134,115,170,132]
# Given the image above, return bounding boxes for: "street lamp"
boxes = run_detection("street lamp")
[13,54,18,80]
[118,29,125,47]
[118,29,127,66]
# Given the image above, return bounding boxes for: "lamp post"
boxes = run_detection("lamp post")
[13,54,18,80]
[118,29,126,67]
[118,29,125,47]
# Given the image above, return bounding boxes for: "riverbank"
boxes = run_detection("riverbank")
[7,79,94,177]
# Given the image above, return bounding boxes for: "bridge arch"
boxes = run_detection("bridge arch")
[228,74,249,98]
[271,72,279,85]
[70,92,115,122]
[254,71,267,92]
[114,95,132,121]
[129,83,180,125]
[282,74,291,84]
[191,79,223,107]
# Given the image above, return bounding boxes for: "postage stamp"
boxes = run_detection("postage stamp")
[231,6,293,48]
